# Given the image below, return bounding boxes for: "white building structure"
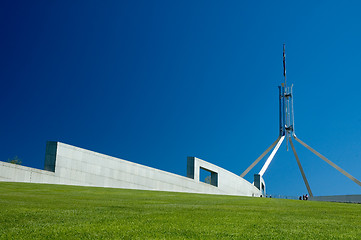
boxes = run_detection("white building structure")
[0,142,263,197]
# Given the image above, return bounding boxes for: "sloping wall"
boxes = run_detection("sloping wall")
[0,142,262,196]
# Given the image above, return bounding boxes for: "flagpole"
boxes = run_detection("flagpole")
[283,44,286,87]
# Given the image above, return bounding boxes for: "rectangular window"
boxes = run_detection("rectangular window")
[200,167,218,187]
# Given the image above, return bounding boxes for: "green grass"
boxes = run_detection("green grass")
[0,182,360,239]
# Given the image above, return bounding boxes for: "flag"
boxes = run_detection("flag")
[283,44,286,77]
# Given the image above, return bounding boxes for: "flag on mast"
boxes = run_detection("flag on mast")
[283,44,286,78]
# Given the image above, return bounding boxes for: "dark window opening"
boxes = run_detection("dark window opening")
[200,167,218,187]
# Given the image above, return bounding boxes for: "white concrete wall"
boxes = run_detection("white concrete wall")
[0,161,56,183]
[0,141,262,197]
[311,195,361,203]
[187,157,261,196]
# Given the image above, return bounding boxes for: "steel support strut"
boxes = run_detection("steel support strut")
[259,136,285,177]
[240,137,281,178]
[293,135,361,187]
[289,137,313,197]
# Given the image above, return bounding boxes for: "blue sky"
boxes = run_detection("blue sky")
[1,1,361,196]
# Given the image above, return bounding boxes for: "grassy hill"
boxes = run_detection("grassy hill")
[0,182,360,239]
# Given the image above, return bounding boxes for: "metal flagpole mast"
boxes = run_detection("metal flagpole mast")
[283,44,291,151]
[293,135,361,187]
[282,45,313,194]
[240,136,281,178]
[258,136,285,177]
[289,137,313,197]
[240,44,361,196]
[241,45,287,178]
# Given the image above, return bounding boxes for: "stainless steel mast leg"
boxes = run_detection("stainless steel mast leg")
[259,136,285,177]
[289,137,313,197]
[293,135,361,187]
[240,136,281,178]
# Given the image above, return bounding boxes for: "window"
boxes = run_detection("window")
[200,167,218,187]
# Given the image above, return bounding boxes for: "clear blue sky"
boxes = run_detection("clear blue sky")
[1,1,361,196]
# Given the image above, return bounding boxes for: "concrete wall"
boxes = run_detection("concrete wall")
[311,195,361,204]
[187,156,261,196]
[0,161,55,183]
[0,141,262,197]
[253,174,266,196]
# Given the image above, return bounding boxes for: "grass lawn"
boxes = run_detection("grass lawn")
[0,182,360,239]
